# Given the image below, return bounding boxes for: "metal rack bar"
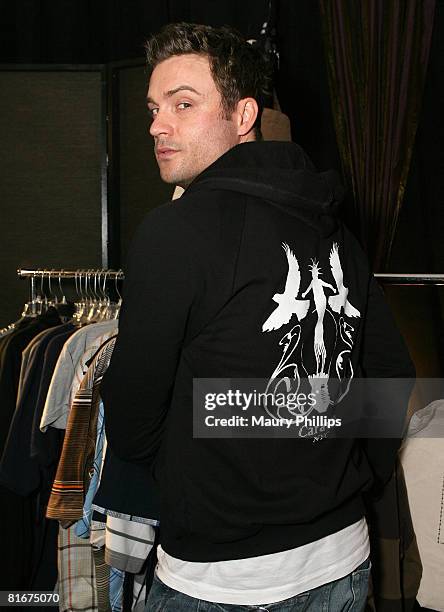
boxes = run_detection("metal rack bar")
[17,268,124,279]
[17,269,124,305]
[374,273,444,286]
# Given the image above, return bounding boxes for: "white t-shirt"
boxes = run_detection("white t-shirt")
[40,320,118,431]
[156,517,370,605]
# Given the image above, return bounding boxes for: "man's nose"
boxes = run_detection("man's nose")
[149,110,173,137]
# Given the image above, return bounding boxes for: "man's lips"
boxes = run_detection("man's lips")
[156,147,179,159]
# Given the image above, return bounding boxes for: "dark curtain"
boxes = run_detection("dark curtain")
[319,0,436,271]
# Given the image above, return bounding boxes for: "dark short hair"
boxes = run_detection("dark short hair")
[145,23,272,140]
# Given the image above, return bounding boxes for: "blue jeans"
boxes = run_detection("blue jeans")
[144,557,371,611]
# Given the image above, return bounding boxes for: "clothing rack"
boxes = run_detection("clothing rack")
[17,268,125,278]
[17,268,125,314]
[374,273,444,286]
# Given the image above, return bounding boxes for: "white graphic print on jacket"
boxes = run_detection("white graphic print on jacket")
[262,242,361,419]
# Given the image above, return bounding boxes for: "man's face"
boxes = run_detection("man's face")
[147,54,241,188]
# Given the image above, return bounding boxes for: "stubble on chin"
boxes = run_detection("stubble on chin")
[159,164,192,189]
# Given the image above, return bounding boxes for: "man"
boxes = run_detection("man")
[101,23,415,611]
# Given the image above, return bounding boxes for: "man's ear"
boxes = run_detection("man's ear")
[236,97,259,137]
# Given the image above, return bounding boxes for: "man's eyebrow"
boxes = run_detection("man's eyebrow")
[146,85,202,105]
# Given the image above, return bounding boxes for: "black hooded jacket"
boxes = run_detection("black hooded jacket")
[101,141,415,561]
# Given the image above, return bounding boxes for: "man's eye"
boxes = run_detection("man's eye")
[177,102,191,110]
[148,108,159,118]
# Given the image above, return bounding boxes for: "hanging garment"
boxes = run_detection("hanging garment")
[16,326,53,405]
[364,457,422,612]
[74,401,124,612]
[0,315,33,354]
[0,307,61,451]
[74,401,106,539]
[30,328,79,464]
[40,320,118,432]
[103,516,156,575]
[90,511,124,612]
[0,323,77,591]
[47,337,117,523]
[400,400,444,612]
[57,524,98,612]
[0,323,76,496]
[0,308,61,590]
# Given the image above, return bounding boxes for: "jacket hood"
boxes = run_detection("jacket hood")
[186,141,344,237]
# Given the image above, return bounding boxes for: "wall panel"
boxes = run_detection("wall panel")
[0,69,103,327]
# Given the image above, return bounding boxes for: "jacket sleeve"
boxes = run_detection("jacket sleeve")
[100,206,201,466]
[359,274,416,490]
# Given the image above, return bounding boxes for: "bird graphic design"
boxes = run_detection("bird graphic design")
[262,243,310,332]
[328,243,360,318]
[262,241,362,426]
